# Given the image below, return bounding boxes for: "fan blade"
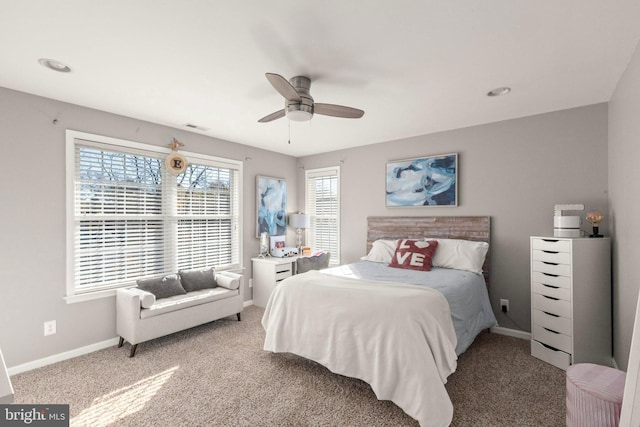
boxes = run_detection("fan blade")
[265,73,302,102]
[258,109,286,123]
[314,103,364,119]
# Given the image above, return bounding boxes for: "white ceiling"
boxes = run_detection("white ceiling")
[2,1,640,157]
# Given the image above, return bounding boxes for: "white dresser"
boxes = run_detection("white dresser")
[252,257,297,308]
[530,236,611,370]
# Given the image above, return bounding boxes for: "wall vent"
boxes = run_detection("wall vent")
[184,123,210,131]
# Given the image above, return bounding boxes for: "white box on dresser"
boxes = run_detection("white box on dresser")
[530,236,611,370]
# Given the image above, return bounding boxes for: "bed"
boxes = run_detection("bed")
[261,216,497,427]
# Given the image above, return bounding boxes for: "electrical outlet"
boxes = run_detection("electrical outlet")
[44,320,56,336]
[500,299,509,313]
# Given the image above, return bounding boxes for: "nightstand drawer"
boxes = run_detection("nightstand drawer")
[531,340,571,370]
[275,270,292,282]
[533,324,572,353]
[531,260,572,276]
[533,309,571,336]
[532,282,571,301]
[533,293,571,318]
[275,263,293,274]
[531,271,570,288]
[532,249,572,265]
[532,238,572,253]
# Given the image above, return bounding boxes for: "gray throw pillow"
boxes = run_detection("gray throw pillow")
[137,274,186,299]
[179,267,217,292]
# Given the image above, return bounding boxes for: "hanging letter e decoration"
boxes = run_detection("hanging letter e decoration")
[166,138,188,174]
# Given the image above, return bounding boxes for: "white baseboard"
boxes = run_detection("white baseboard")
[8,337,119,376]
[612,357,619,370]
[11,305,255,376]
[491,325,531,340]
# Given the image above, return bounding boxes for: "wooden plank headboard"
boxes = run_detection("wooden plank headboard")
[366,216,491,285]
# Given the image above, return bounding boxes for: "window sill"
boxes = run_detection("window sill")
[64,288,117,304]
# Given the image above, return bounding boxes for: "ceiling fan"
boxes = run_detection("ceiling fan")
[258,73,365,123]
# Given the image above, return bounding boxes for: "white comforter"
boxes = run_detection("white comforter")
[262,270,458,427]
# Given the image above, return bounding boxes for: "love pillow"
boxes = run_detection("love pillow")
[389,239,438,271]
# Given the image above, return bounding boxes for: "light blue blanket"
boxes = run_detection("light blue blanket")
[322,261,497,355]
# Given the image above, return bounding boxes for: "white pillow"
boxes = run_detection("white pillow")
[428,239,489,275]
[129,287,156,308]
[361,239,399,263]
[215,273,240,290]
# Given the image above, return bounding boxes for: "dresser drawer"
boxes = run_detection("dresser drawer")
[533,309,571,336]
[532,282,571,301]
[531,340,571,370]
[275,270,292,282]
[531,249,572,265]
[531,271,570,289]
[532,293,571,318]
[531,238,572,253]
[533,324,572,353]
[531,260,572,276]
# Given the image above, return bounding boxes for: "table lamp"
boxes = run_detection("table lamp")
[586,210,604,238]
[289,213,310,252]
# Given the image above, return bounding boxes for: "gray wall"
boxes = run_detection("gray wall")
[0,84,614,370]
[609,40,640,370]
[298,104,609,333]
[0,87,299,368]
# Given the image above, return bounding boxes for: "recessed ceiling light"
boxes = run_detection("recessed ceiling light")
[487,87,511,97]
[38,58,71,73]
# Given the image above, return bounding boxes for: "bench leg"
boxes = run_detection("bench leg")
[237,312,241,321]
[118,337,124,348]
[129,344,138,358]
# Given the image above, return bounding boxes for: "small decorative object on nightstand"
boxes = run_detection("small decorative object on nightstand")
[258,232,270,258]
[586,210,604,238]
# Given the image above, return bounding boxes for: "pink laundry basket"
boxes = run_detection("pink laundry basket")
[566,363,626,427]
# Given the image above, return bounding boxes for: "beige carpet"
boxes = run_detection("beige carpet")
[11,306,565,426]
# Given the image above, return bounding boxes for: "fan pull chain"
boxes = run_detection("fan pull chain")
[288,119,291,144]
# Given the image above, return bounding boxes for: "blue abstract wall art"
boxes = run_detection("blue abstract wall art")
[386,153,458,207]
[256,176,287,237]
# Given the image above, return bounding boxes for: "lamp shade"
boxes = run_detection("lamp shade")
[289,213,310,229]
[586,210,604,226]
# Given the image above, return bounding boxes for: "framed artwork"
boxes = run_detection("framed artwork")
[270,235,285,251]
[256,176,287,237]
[386,153,458,207]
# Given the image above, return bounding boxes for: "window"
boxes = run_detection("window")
[66,131,242,301]
[305,166,340,265]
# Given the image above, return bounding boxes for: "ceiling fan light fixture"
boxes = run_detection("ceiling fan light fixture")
[286,110,313,121]
[286,101,313,121]
[38,58,71,73]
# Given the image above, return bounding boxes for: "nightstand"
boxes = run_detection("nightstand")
[252,257,298,308]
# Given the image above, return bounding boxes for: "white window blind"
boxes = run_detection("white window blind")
[67,131,242,298]
[305,166,340,265]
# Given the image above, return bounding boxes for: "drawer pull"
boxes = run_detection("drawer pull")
[542,239,559,242]
[542,250,559,254]
[543,327,560,334]
[542,284,559,289]
[543,295,559,301]
[542,261,559,266]
[542,272,559,277]
[543,311,560,318]
[540,342,561,352]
